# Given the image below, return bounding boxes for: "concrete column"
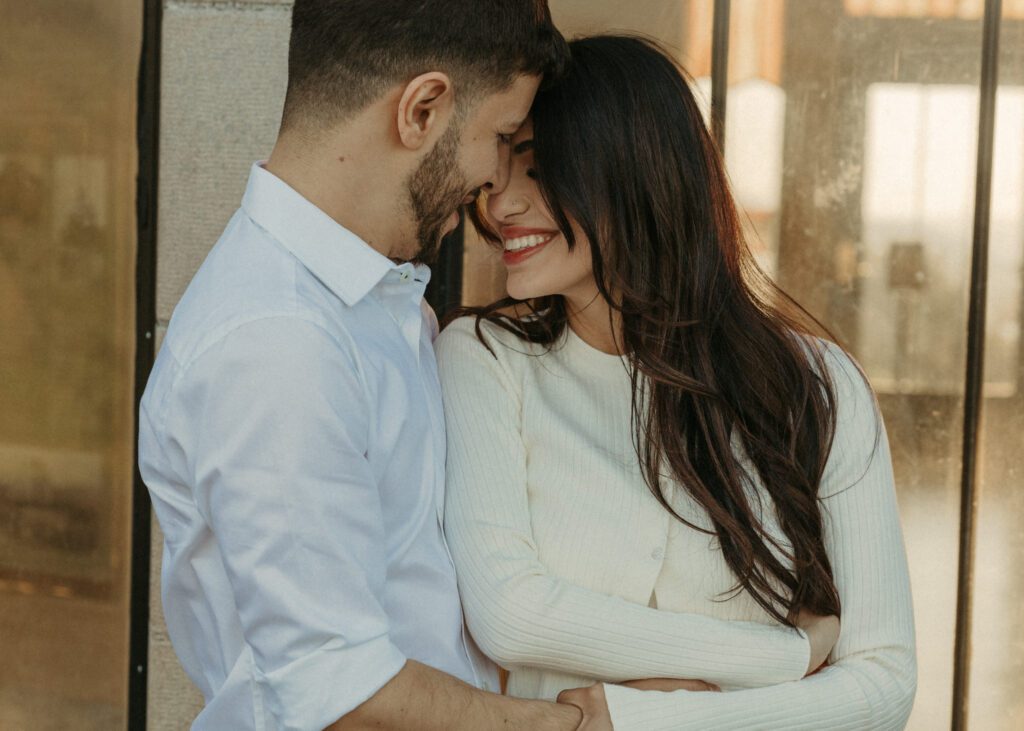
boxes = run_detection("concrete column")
[149,1,292,727]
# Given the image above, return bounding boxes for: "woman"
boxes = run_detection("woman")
[435,36,916,730]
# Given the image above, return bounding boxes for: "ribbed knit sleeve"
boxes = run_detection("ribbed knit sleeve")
[436,319,810,689]
[601,344,917,730]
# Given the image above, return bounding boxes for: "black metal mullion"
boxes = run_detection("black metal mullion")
[952,1,1003,729]
[425,213,465,320]
[129,0,162,727]
[710,0,731,151]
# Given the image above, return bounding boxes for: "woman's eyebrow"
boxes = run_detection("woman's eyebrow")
[513,139,534,154]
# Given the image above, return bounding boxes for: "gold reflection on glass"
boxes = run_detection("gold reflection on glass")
[845,0,1024,20]
[0,2,140,727]
[721,0,787,277]
[726,3,991,727]
[968,13,1024,730]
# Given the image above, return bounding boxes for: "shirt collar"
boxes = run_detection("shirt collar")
[240,162,429,307]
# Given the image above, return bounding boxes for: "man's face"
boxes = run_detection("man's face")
[405,74,541,263]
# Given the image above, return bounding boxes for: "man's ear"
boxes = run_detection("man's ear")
[396,72,456,151]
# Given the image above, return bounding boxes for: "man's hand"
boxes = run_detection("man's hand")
[557,683,613,731]
[797,611,840,675]
[327,660,581,731]
[557,676,720,730]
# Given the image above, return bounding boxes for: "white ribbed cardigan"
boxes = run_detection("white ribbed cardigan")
[435,316,916,730]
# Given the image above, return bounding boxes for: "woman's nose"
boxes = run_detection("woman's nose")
[487,183,529,222]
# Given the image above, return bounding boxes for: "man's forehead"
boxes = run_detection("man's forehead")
[475,75,540,126]
[500,115,529,132]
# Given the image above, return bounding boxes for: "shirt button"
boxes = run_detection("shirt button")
[399,271,411,281]
[651,546,665,561]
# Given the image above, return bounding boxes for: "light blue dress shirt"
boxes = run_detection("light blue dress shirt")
[140,164,497,730]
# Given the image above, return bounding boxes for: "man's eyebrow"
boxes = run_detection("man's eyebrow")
[513,139,535,154]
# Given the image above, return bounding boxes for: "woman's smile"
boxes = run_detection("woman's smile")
[500,226,558,266]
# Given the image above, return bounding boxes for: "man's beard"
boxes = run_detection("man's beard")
[406,122,469,265]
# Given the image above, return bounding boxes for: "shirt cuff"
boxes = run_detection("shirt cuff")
[603,628,811,730]
[257,634,406,731]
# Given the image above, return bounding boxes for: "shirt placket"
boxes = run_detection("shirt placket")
[378,267,426,360]
[377,269,484,686]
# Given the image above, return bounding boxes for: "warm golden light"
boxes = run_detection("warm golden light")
[0,1,141,727]
[844,0,1024,18]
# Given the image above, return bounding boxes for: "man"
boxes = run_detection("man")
[140,2,583,728]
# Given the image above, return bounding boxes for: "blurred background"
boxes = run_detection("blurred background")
[0,1,1020,729]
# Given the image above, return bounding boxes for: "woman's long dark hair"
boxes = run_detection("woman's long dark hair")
[457,35,844,625]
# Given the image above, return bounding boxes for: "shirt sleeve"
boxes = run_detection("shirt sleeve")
[601,344,917,730]
[167,316,406,731]
[435,320,810,689]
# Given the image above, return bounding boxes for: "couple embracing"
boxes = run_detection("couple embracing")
[140,2,916,729]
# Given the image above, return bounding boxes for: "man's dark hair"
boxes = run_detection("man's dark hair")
[282,0,568,131]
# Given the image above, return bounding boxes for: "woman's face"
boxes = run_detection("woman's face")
[485,119,596,302]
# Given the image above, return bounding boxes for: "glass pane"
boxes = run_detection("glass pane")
[725,3,984,728]
[0,2,140,727]
[968,10,1024,730]
[721,0,787,276]
[460,0,715,307]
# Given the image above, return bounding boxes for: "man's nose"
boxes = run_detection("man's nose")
[483,144,513,196]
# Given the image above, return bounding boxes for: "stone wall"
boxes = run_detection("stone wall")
[148,1,292,728]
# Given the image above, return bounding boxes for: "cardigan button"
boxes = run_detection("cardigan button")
[651,546,665,561]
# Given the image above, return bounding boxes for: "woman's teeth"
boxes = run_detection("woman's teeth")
[504,234,553,252]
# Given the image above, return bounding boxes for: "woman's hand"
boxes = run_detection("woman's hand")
[797,611,840,675]
[619,678,721,692]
